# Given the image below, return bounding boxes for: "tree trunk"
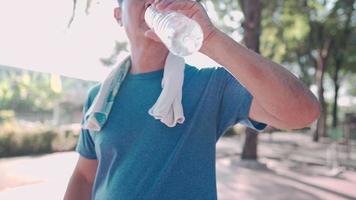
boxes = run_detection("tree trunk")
[332,83,339,128]
[314,67,326,141]
[239,0,261,159]
[239,0,261,54]
[241,128,258,159]
[314,48,329,141]
[331,1,354,128]
[332,57,341,128]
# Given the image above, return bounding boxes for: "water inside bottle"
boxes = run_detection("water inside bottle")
[165,13,203,57]
[145,6,203,57]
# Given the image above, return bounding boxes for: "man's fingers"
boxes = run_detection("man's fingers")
[156,0,195,11]
[155,0,175,10]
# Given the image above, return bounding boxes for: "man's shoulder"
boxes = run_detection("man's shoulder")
[184,64,225,77]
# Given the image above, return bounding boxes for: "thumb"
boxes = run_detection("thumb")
[144,29,162,43]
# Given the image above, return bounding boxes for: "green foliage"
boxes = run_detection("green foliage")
[261,0,356,94]
[0,65,96,124]
[18,131,56,155]
[345,75,356,96]
[328,0,356,82]
[0,65,60,113]
[261,1,311,63]
[0,121,79,157]
[0,110,15,123]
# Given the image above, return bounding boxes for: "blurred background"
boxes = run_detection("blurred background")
[0,0,355,199]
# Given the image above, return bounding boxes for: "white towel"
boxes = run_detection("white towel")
[148,53,185,127]
[82,52,185,131]
[82,56,131,131]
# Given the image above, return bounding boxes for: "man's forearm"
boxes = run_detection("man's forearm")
[201,29,319,123]
[64,173,92,200]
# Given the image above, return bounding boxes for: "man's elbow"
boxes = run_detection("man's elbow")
[286,100,321,130]
[304,98,321,125]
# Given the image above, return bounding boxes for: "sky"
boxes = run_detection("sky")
[0,0,221,81]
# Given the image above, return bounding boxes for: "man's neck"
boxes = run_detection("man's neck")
[129,42,169,74]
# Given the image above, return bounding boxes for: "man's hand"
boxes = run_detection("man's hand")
[144,0,218,52]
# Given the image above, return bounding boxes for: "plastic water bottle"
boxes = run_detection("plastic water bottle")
[144,5,204,57]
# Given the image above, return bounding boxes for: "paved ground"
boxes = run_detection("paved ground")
[0,132,356,200]
[216,158,356,200]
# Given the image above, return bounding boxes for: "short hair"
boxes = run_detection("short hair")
[117,0,123,5]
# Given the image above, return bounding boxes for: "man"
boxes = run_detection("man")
[64,0,320,199]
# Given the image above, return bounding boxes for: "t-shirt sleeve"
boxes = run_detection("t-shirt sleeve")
[216,67,267,138]
[75,84,100,160]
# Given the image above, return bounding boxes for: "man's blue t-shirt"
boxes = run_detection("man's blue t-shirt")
[76,64,266,200]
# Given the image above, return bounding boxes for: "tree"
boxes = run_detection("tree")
[304,0,356,141]
[259,0,330,142]
[260,1,313,87]
[0,65,60,113]
[0,64,96,124]
[258,0,356,141]
[328,0,356,127]
[238,0,262,160]
[207,0,263,159]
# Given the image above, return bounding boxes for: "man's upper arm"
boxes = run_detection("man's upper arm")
[215,67,266,137]
[74,155,98,184]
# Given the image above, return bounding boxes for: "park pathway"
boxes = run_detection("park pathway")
[1,132,356,200]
